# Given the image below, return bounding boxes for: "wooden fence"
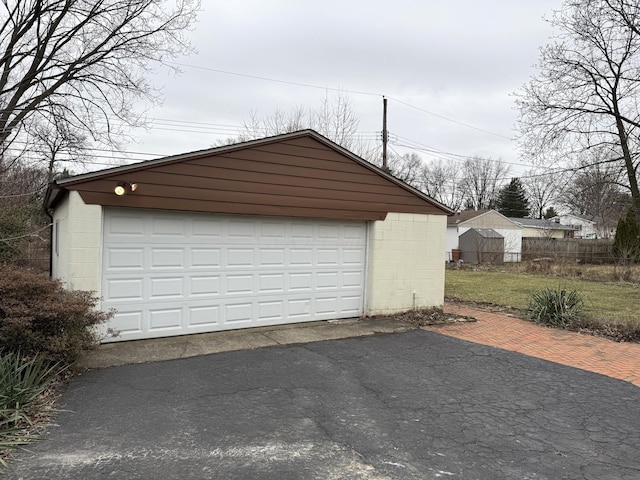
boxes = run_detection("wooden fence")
[522,238,614,264]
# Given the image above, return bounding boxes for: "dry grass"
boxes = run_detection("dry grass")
[497,261,640,284]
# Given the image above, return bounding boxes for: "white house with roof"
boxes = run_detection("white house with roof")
[508,217,575,239]
[550,214,600,238]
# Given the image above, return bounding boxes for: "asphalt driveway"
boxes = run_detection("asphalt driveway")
[8,330,640,479]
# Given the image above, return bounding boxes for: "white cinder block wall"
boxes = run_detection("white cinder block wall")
[366,212,446,315]
[51,191,103,296]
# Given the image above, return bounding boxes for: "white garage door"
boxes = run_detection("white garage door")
[101,209,367,342]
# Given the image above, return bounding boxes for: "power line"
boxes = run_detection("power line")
[165,62,516,141]
[387,97,514,140]
[165,61,384,98]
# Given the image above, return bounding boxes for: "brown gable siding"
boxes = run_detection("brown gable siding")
[53,132,450,220]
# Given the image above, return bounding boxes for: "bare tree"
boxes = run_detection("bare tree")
[311,90,360,152]
[460,156,509,210]
[523,169,562,219]
[385,152,423,187]
[226,90,369,156]
[564,158,630,230]
[29,113,88,181]
[419,158,465,211]
[516,0,640,229]
[0,0,198,162]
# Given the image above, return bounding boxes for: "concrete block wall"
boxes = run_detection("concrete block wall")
[366,212,446,315]
[52,191,103,296]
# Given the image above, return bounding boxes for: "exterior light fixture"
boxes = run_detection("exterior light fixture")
[114,183,126,196]
[114,182,138,196]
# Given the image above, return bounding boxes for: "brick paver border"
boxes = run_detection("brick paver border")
[424,303,640,388]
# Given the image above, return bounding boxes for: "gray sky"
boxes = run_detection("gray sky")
[124,0,563,177]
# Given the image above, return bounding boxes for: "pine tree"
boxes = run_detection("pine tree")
[613,207,640,264]
[543,207,558,219]
[497,178,530,218]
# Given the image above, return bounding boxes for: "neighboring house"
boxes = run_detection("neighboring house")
[459,228,504,264]
[509,217,575,239]
[550,213,614,239]
[44,130,452,343]
[447,210,522,262]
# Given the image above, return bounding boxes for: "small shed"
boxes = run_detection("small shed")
[459,228,504,264]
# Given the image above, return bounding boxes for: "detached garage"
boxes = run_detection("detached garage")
[45,130,452,342]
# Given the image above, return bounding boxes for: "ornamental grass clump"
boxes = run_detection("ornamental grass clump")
[0,351,66,468]
[527,287,584,327]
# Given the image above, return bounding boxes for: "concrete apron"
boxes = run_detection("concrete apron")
[77,317,410,369]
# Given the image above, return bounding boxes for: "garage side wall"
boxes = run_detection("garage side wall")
[51,191,103,296]
[366,213,446,315]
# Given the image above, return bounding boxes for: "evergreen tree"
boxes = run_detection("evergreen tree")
[543,207,558,219]
[613,207,640,264]
[497,178,530,218]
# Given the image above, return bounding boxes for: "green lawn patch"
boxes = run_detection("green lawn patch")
[445,269,640,326]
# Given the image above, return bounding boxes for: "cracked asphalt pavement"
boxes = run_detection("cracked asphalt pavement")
[8,330,640,479]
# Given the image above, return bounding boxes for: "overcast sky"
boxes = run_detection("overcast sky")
[121,0,564,178]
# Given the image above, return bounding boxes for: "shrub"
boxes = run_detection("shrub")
[527,287,584,327]
[613,207,640,265]
[0,266,113,364]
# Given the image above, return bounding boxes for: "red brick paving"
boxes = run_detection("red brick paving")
[423,303,640,388]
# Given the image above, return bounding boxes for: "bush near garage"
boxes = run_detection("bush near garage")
[0,265,113,364]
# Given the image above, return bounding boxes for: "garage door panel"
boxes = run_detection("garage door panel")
[225,274,254,295]
[190,275,221,297]
[106,248,145,270]
[109,310,143,337]
[315,296,340,316]
[343,248,365,265]
[288,298,312,319]
[258,248,285,267]
[149,308,183,331]
[151,248,184,269]
[102,210,365,341]
[258,273,285,293]
[257,300,284,322]
[151,217,185,237]
[260,222,286,239]
[224,302,253,324]
[289,272,312,291]
[316,271,338,289]
[188,305,220,327]
[290,248,313,266]
[191,248,221,268]
[105,278,144,301]
[227,248,254,267]
[149,277,183,299]
[106,214,145,237]
[228,220,255,238]
[318,248,339,265]
[341,295,364,315]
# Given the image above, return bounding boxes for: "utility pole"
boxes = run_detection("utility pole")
[382,96,388,172]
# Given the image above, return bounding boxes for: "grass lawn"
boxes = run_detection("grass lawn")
[445,268,640,325]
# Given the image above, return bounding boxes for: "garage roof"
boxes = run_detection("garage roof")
[45,130,453,221]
